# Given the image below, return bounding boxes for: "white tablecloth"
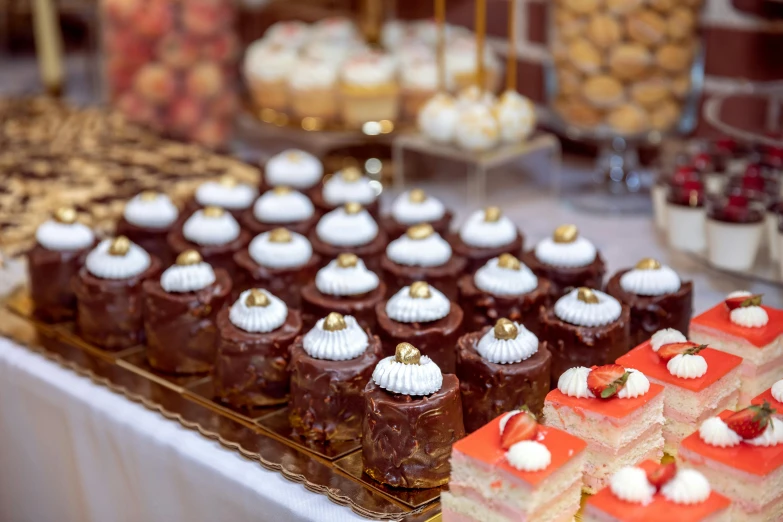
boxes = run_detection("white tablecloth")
[0,337,371,522]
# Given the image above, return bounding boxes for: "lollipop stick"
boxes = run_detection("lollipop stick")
[507,0,517,92]
[435,0,446,92]
[475,0,486,91]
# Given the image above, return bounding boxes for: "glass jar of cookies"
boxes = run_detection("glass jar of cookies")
[549,0,704,137]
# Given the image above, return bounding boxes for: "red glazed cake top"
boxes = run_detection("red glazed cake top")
[691,303,783,348]
[545,383,664,420]
[752,387,783,413]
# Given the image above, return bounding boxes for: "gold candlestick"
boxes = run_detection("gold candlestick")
[475,0,487,91]
[32,0,65,96]
[507,0,517,91]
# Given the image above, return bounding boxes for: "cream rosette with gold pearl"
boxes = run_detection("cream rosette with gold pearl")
[372,342,443,396]
[85,236,150,280]
[459,207,518,249]
[248,228,312,269]
[124,191,179,229]
[535,224,597,268]
[182,207,240,246]
[36,207,95,251]
[195,176,257,210]
[390,189,446,225]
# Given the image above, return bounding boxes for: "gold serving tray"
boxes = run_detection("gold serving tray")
[2,288,442,522]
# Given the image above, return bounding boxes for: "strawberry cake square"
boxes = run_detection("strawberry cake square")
[616,329,742,456]
[542,364,664,492]
[679,404,783,521]
[441,410,587,522]
[583,460,732,522]
[751,378,783,420]
[690,292,783,406]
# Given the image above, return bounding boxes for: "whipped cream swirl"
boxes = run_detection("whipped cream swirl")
[315,257,379,296]
[668,353,708,379]
[390,190,446,225]
[650,328,687,352]
[229,289,288,333]
[124,193,179,229]
[385,233,451,267]
[474,256,538,296]
[698,417,742,448]
[195,180,258,210]
[253,189,314,224]
[661,469,711,505]
[476,322,539,364]
[459,209,518,248]
[316,206,379,247]
[557,367,595,398]
[36,219,94,251]
[385,285,451,323]
[248,230,312,269]
[322,171,377,206]
[372,354,443,395]
[730,306,769,328]
[610,467,655,505]
[265,149,323,190]
[772,379,783,403]
[745,418,783,447]
[182,209,241,246]
[534,237,597,268]
[506,441,551,472]
[554,288,622,327]
[617,369,650,399]
[85,239,151,280]
[160,262,215,293]
[303,315,368,361]
[620,264,682,296]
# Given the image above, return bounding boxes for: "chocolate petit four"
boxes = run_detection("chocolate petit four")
[379,188,453,239]
[606,257,694,347]
[27,207,96,322]
[234,228,319,308]
[540,287,631,386]
[288,312,383,441]
[239,186,318,236]
[300,253,386,331]
[261,149,324,200]
[381,224,466,301]
[214,289,302,407]
[116,191,179,266]
[449,206,524,273]
[457,318,552,431]
[362,342,465,488]
[313,167,380,218]
[142,250,232,374]
[309,203,387,274]
[375,281,463,373]
[73,236,161,350]
[458,253,551,335]
[186,176,258,220]
[523,224,606,297]
[167,206,250,281]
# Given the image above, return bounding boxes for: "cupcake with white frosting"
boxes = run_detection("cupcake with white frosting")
[73,236,161,350]
[116,191,179,265]
[190,176,258,217]
[456,318,553,432]
[142,250,232,373]
[380,188,453,240]
[401,57,439,121]
[315,166,379,217]
[458,253,552,335]
[375,281,464,373]
[607,257,694,346]
[240,186,318,236]
[362,342,466,488]
[523,224,606,297]
[168,206,250,281]
[263,20,311,49]
[300,253,386,331]
[339,50,399,128]
[311,16,359,43]
[288,58,339,122]
[28,206,97,322]
[234,227,320,309]
[288,312,383,441]
[451,206,524,273]
[263,149,324,195]
[214,288,302,407]
[540,287,631,386]
[381,223,467,301]
[243,40,298,112]
[309,203,388,274]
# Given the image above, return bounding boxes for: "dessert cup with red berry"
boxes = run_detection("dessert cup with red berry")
[705,190,765,271]
[666,174,707,253]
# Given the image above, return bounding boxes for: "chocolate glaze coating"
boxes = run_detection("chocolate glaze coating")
[233,250,321,309]
[238,208,319,237]
[457,273,552,337]
[456,328,552,432]
[116,217,176,267]
[379,209,454,240]
[375,301,464,374]
[27,242,94,323]
[73,256,162,351]
[380,254,467,302]
[522,250,606,298]
[300,281,386,332]
[447,232,524,274]
[288,333,382,441]
[362,375,465,489]
[142,268,232,374]
[606,269,694,347]
[214,307,302,407]
[539,304,631,387]
[308,230,388,275]
[167,228,250,282]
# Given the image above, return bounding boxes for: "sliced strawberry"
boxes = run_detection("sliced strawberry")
[646,462,677,491]
[725,294,763,311]
[725,402,776,440]
[657,342,706,362]
[500,410,538,449]
[587,365,630,399]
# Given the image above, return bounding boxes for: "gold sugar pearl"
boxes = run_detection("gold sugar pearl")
[553,224,578,244]
[272,186,292,196]
[245,289,270,307]
[337,253,358,268]
[409,281,431,299]
[494,318,518,340]
[203,206,224,218]
[219,175,237,188]
[344,202,363,215]
[341,166,362,183]
[497,253,521,270]
[407,223,434,240]
[139,190,158,202]
[395,342,421,365]
[54,206,77,225]
[286,151,302,162]
[108,236,131,257]
[269,228,292,243]
[635,258,661,270]
[577,287,599,304]
[323,312,347,331]
[176,249,202,266]
[408,189,427,203]
[484,206,502,222]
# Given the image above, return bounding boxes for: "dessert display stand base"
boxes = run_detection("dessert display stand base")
[392,132,562,207]
[688,250,783,287]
